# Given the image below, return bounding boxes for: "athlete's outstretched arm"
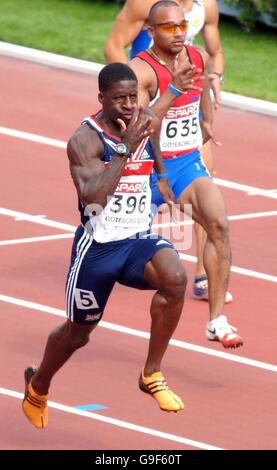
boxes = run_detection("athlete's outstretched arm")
[202,0,225,109]
[103,0,151,63]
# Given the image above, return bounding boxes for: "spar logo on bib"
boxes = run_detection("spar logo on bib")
[116,182,143,193]
[166,104,197,119]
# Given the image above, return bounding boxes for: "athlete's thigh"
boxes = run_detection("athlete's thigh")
[144,246,186,291]
[177,177,227,229]
[119,236,178,290]
[66,232,124,324]
[171,151,209,202]
[199,141,215,175]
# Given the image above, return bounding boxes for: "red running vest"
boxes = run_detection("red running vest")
[138,45,204,158]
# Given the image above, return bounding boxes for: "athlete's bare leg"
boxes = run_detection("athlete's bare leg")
[31,321,96,395]
[143,248,186,374]
[195,141,214,278]
[178,177,231,320]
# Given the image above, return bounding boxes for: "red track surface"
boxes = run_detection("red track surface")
[0,56,276,450]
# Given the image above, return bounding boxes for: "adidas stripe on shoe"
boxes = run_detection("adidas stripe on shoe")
[22,365,49,429]
[139,368,184,413]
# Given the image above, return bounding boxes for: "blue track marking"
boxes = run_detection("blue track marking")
[75,404,107,411]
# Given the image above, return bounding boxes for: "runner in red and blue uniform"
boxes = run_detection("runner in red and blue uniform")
[130,1,243,349]
[104,0,231,303]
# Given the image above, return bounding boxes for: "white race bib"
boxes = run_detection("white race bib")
[87,175,152,242]
[104,176,151,228]
[160,100,202,154]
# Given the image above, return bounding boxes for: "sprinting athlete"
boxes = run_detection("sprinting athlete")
[22,63,188,429]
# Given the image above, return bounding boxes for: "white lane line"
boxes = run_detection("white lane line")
[0,233,74,246]
[178,253,277,283]
[15,214,46,221]
[0,294,276,373]
[0,387,223,450]
[1,207,276,283]
[153,210,277,228]
[247,189,277,196]
[0,207,76,232]
[1,126,277,199]
[213,177,277,200]
[0,126,66,148]
[229,210,277,221]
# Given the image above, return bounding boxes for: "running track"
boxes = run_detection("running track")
[0,55,276,450]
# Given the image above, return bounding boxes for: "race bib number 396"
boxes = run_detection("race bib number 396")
[103,178,151,227]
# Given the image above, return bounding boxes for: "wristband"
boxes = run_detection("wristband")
[211,72,224,84]
[168,83,183,97]
[157,173,169,180]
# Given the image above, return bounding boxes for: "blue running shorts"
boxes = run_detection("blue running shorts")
[151,150,209,208]
[65,225,175,324]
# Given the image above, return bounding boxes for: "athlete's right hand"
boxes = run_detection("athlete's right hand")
[117,106,155,154]
[157,178,174,206]
[171,61,204,94]
[201,120,221,147]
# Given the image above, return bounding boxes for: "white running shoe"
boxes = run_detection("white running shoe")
[192,276,233,303]
[206,315,243,349]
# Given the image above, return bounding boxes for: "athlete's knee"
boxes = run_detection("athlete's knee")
[162,266,187,301]
[69,332,90,351]
[206,215,229,241]
[65,322,94,352]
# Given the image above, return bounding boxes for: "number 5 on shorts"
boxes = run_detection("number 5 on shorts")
[75,288,99,309]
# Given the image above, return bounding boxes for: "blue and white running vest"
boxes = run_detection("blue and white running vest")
[80,116,155,243]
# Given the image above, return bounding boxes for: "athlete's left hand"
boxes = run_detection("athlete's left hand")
[207,74,221,110]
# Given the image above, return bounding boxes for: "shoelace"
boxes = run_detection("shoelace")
[217,320,238,335]
[195,280,208,290]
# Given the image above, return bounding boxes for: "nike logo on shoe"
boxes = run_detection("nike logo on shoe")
[207,328,216,335]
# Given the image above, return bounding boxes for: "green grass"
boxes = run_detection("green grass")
[1,0,277,101]
[196,20,277,102]
[0,0,120,62]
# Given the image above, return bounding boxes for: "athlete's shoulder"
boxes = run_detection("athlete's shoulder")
[130,54,154,75]
[67,124,102,165]
[130,55,157,88]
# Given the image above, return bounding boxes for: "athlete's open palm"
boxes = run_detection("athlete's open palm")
[172,61,204,94]
[117,106,154,153]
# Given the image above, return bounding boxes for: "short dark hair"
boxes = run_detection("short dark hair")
[148,1,180,25]
[98,63,137,93]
